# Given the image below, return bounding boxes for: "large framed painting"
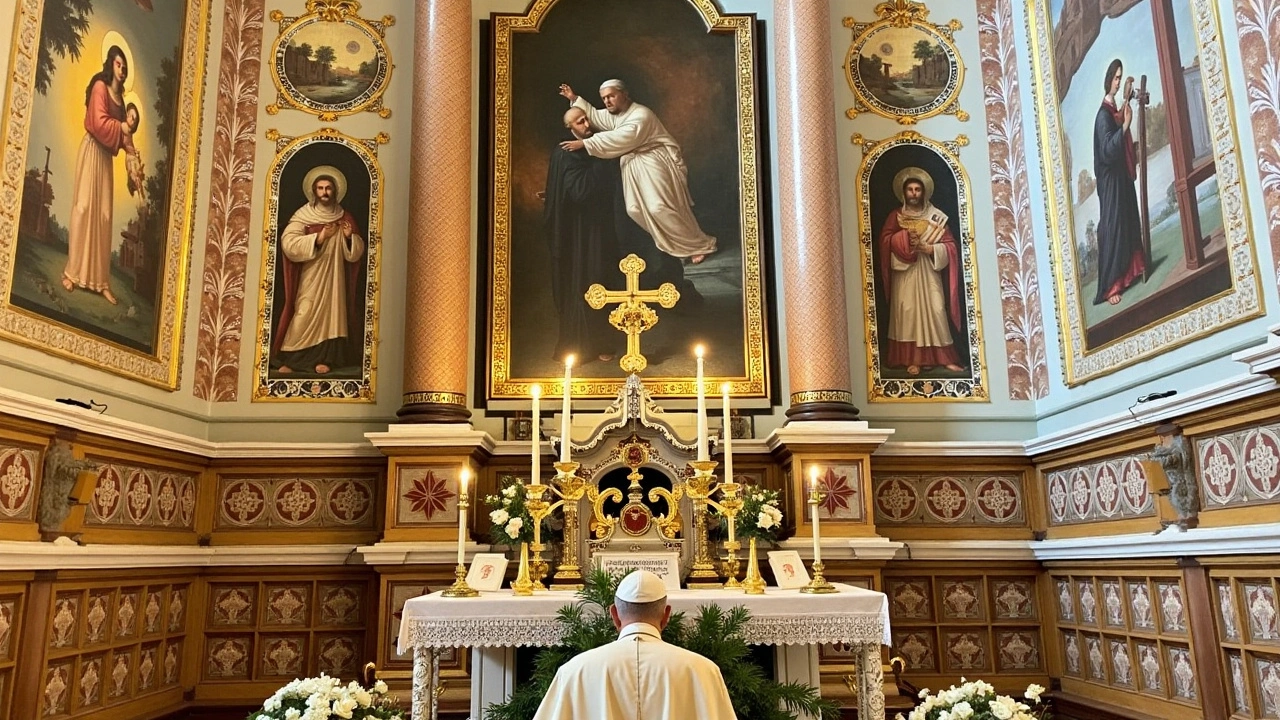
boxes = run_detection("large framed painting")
[483,0,771,403]
[266,0,395,121]
[0,0,210,389]
[854,131,988,401]
[252,128,385,401]
[842,0,968,124]
[1026,0,1263,385]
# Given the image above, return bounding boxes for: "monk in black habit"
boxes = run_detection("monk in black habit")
[1092,58,1148,306]
[544,107,623,362]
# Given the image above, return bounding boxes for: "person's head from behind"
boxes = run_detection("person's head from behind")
[610,570,671,631]
[563,107,592,139]
[599,79,632,115]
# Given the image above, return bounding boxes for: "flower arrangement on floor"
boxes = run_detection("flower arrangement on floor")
[484,476,536,545]
[897,679,1050,720]
[246,675,403,720]
[484,569,839,720]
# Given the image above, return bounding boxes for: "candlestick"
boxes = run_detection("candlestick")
[560,356,573,463]
[531,384,541,485]
[721,383,733,484]
[802,464,836,594]
[441,466,478,598]
[695,345,708,461]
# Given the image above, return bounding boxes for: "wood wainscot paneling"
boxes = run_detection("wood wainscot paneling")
[377,567,470,716]
[869,457,1039,541]
[73,437,205,547]
[0,418,47,542]
[11,569,195,720]
[1044,560,1219,720]
[0,572,32,719]
[1203,556,1280,718]
[381,450,488,543]
[208,459,384,545]
[193,567,376,705]
[1033,429,1163,539]
[883,561,1048,698]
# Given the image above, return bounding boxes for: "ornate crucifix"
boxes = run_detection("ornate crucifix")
[584,254,680,374]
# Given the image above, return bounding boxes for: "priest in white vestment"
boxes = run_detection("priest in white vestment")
[534,570,737,720]
[272,167,365,375]
[558,80,717,264]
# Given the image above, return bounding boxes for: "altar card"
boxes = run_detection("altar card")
[767,551,810,589]
[466,553,510,592]
[594,552,681,591]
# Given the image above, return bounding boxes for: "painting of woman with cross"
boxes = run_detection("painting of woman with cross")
[484,0,772,401]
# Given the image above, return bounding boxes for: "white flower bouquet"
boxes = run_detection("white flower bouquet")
[897,680,1049,720]
[484,476,535,545]
[722,485,784,542]
[247,674,404,720]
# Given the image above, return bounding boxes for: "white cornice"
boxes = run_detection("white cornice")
[1031,522,1280,560]
[774,536,905,561]
[354,541,490,565]
[365,424,497,452]
[765,421,895,451]
[1232,332,1280,375]
[0,541,359,570]
[1025,372,1277,456]
[875,441,1027,457]
[899,540,1037,561]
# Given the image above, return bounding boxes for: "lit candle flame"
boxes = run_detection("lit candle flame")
[695,344,704,359]
[564,354,575,369]
[531,384,541,398]
[460,466,470,493]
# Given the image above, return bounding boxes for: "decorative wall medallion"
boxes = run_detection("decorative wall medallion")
[1101,581,1124,628]
[1168,646,1196,699]
[996,630,1040,670]
[211,586,255,626]
[155,476,178,524]
[43,664,69,716]
[1219,581,1240,641]
[1129,582,1155,629]
[1085,634,1105,681]
[940,579,983,620]
[1200,437,1240,504]
[50,595,78,648]
[216,475,377,529]
[1063,632,1081,675]
[1046,453,1155,525]
[992,579,1035,619]
[274,480,319,525]
[1094,462,1120,516]
[116,592,139,639]
[0,600,13,657]
[842,0,967,124]
[266,586,309,625]
[815,466,861,520]
[109,654,131,698]
[168,588,187,632]
[1110,640,1133,687]
[944,631,987,670]
[1056,580,1074,622]
[1078,581,1097,625]
[853,132,988,401]
[79,655,102,706]
[125,468,156,524]
[261,635,305,676]
[1047,472,1068,523]
[320,584,361,625]
[1198,423,1280,508]
[888,579,933,620]
[1228,652,1249,714]
[1119,458,1149,513]
[873,473,1024,526]
[1258,657,1280,716]
[206,637,250,679]
[85,593,110,644]
[1246,583,1279,642]
[1137,643,1161,693]
[874,477,918,521]
[86,463,197,529]
[0,447,37,519]
[1159,582,1187,633]
[144,591,162,634]
[164,641,181,685]
[1243,428,1280,498]
[394,467,458,527]
[138,644,157,690]
[267,0,395,120]
[92,467,123,522]
[318,634,360,676]
[892,631,937,671]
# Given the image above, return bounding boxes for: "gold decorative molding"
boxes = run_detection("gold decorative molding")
[401,392,467,407]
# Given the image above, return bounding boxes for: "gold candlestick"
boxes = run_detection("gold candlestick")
[551,462,587,589]
[511,542,534,596]
[441,490,478,598]
[717,480,743,590]
[525,482,551,591]
[684,459,722,588]
[721,539,742,589]
[801,486,837,594]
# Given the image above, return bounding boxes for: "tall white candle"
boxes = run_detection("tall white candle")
[809,465,821,564]
[695,346,708,461]
[530,385,541,485]
[721,383,733,483]
[560,356,574,463]
[457,467,470,567]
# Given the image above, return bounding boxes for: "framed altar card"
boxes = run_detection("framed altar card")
[466,553,510,591]
[483,0,773,404]
[594,552,681,591]
[767,550,810,589]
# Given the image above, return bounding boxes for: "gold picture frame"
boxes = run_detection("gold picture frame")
[266,0,394,122]
[0,0,211,389]
[853,131,988,402]
[252,127,386,401]
[1025,0,1263,385]
[485,0,771,402]
[842,0,967,125]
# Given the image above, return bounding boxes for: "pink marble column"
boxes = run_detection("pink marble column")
[398,0,472,423]
[774,0,859,422]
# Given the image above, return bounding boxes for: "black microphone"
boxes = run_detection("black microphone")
[55,398,92,410]
[1136,390,1177,403]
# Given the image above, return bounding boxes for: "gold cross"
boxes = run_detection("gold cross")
[584,254,680,374]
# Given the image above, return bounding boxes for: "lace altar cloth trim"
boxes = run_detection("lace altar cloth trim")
[398,583,890,651]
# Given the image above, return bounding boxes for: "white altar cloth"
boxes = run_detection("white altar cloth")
[398,584,890,719]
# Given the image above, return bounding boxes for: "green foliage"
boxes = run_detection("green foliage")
[484,476,537,545]
[36,0,94,95]
[715,485,783,543]
[485,569,840,720]
[314,46,337,66]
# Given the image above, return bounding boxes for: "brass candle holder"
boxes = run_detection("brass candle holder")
[524,483,551,591]
[801,486,837,595]
[441,491,478,598]
[717,480,743,590]
[683,460,723,588]
[523,462,588,592]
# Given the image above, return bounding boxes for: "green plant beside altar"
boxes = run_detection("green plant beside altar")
[484,569,840,720]
[898,679,1050,720]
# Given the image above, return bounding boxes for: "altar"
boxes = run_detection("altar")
[398,583,891,719]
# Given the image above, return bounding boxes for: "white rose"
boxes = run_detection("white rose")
[1024,683,1045,703]
[490,509,510,525]
[758,511,775,529]
[284,709,302,720]
[990,699,1014,720]
[333,696,358,719]
[502,485,518,498]
[951,701,974,720]
[373,680,388,694]
[764,505,782,522]
[506,517,523,536]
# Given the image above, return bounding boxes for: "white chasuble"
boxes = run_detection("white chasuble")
[278,202,365,352]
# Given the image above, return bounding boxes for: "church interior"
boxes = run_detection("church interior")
[0,0,1278,717]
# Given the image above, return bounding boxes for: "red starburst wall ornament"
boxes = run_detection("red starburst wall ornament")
[403,470,454,521]
[817,467,858,517]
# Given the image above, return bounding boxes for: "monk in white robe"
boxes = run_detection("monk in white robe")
[559,80,717,263]
[534,570,737,720]
[273,174,365,375]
